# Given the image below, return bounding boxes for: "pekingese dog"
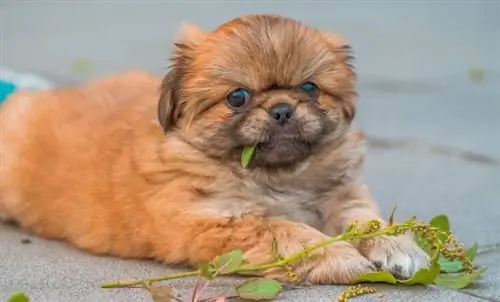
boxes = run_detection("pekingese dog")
[0,14,429,284]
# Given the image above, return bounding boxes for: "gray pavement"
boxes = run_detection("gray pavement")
[1,1,499,301]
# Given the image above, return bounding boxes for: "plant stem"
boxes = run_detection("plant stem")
[101,270,199,288]
[236,228,398,273]
[101,223,408,289]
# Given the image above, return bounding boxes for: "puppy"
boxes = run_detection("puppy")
[0,14,429,284]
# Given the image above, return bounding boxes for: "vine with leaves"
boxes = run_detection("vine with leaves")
[5,213,485,302]
[93,212,484,302]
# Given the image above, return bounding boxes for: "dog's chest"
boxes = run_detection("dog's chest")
[257,185,322,227]
[192,178,324,228]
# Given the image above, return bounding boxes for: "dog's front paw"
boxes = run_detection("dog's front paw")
[358,234,430,279]
[244,224,377,285]
[303,241,377,285]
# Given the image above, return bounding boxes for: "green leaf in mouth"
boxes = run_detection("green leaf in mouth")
[241,145,257,168]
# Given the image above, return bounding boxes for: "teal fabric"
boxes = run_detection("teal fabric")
[0,80,16,104]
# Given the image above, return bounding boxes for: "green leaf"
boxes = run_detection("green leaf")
[357,261,440,286]
[213,249,244,274]
[438,243,477,274]
[434,274,472,290]
[466,243,478,261]
[357,271,398,284]
[6,292,30,302]
[429,214,450,243]
[197,260,214,280]
[236,278,283,300]
[439,257,464,273]
[429,214,450,231]
[434,268,486,289]
[241,146,256,168]
[413,215,449,256]
[399,264,441,285]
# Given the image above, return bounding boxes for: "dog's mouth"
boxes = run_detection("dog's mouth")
[258,140,312,166]
[243,131,315,169]
[235,118,327,169]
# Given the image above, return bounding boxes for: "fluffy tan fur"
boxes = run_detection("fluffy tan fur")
[0,14,428,284]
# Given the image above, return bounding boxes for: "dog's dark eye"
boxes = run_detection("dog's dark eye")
[300,82,317,92]
[300,82,319,100]
[226,88,251,109]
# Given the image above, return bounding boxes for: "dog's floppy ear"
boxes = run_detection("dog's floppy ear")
[320,31,357,122]
[158,69,181,132]
[158,23,205,132]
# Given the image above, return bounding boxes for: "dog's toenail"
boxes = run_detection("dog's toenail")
[391,265,405,278]
[373,261,383,269]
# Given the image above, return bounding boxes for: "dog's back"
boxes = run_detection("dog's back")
[0,71,162,248]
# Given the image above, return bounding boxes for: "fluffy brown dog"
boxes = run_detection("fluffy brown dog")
[0,14,428,284]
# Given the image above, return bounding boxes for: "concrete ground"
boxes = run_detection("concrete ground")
[1,1,499,301]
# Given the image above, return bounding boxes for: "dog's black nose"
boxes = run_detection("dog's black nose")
[269,103,294,125]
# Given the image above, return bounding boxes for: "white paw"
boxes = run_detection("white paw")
[363,234,430,279]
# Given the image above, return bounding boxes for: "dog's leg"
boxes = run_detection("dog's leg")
[321,184,430,280]
[146,202,375,285]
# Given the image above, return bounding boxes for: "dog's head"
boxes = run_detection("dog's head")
[158,14,357,168]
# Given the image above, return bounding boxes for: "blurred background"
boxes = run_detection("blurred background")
[1,2,500,301]
[1,0,499,231]
[1,0,500,228]
[1,1,498,151]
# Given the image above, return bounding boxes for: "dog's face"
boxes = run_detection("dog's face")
[158,14,357,168]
